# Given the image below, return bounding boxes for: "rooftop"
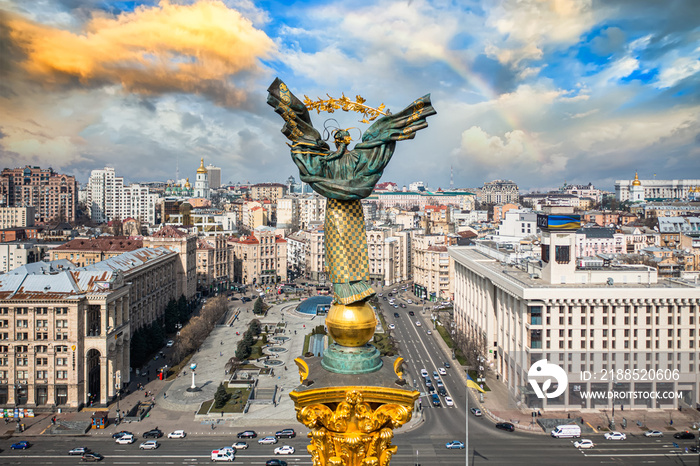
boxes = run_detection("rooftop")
[449,246,699,293]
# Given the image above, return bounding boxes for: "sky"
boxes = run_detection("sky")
[0,0,699,192]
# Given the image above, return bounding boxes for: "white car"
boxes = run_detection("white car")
[407,299,413,304]
[166,340,174,347]
[574,439,595,449]
[167,430,186,438]
[426,330,432,335]
[415,321,422,327]
[258,436,278,445]
[644,430,663,437]
[116,435,135,444]
[274,445,296,455]
[139,440,159,450]
[470,407,482,417]
[420,369,429,378]
[232,442,249,449]
[438,368,447,375]
[444,396,454,406]
[388,324,395,330]
[604,432,626,441]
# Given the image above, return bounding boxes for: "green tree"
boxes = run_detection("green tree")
[214,382,230,409]
[253,297,265,315]
[249,319,261,336]
[235,339,251,360]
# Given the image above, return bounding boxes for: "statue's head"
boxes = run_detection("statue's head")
[333,129,352,147]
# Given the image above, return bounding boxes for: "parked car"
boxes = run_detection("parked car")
[81,453,104,462]
[115,435,135,445]
[470,407,482,416]
[674,431,696,440]
[112,431,132,439]
[167,430,186,439]
[438,368,447,375]
[644,430,663,437]
[259,436,278,445]
[143,429,163,438]
[265,460,287,466]
[139,441,159,450]
[275,429,296,439]
[445,440,465,449]
[237,430,257,439]
[232,442,249,450]
[495,422,515,432]
[604,432,626,441]
[69,447,91,456]
[574,439,595,449]
[11,441,30,450]
[274,446,296,455]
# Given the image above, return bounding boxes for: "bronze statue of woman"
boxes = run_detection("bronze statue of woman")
[267,78,436,310]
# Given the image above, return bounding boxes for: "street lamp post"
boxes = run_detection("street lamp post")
[187,363,200,392]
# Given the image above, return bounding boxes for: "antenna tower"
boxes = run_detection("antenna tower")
[450,165,454,190]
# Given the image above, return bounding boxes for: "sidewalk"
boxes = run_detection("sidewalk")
[427,316,700,435]
[21,295,422,438]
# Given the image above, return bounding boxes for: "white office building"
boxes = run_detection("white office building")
[449,214,700,411]
[87,168,157,225]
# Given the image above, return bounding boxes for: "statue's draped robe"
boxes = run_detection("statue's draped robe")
[267,78,436,304]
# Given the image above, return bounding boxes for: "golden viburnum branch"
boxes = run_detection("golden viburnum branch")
[303,93,387,123]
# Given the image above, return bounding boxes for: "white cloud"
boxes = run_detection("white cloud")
[656,56,700,89]
[483,0,598,68]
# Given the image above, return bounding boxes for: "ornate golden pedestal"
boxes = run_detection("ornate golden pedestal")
[291,356,418,466]
[291,301,418,466]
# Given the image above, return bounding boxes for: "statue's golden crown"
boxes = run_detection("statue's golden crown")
[303,93,386,124]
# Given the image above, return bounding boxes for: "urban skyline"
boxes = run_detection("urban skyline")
[1,1,699,191]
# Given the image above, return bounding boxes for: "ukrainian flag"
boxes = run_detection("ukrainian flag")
[467,374,485,393]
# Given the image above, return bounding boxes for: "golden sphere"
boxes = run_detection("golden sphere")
[325,301,376,347]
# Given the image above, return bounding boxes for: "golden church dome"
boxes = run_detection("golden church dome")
[184,177,191,189]
[197,158,208,174]
[632,171,641,186]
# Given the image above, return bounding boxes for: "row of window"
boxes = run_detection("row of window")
[0,332,69,340]
[0,345,69,353]
[0,319,68,327]
[544,339,697,350]
[0,308,69,315]
[1,370,69,380]
[535,315,696,326]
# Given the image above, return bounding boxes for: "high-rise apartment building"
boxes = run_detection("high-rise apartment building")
[205,164,222,189]
[250,183,286,203]
[87,168,158,225]
[0,166,77,223]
